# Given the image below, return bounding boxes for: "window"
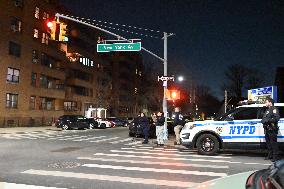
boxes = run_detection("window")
[31,72,37,86]
[259,106,284,119]
[9,41,21,57]
[43,12,49,20]
[33,29,39,38]
[13,0,23,8]
[7,67,19,83]
[39,97,54,110]
[64,101,77,111]
[231,108,259,120]
[6,93,18,109]
[40,74,53,89]
[40,75,47,88]
[41,33,48,44]
[11,17,22,32]
[29,96,35,110]
[39,97,46,110]
[34,7,39,19]
[32,50,38,63]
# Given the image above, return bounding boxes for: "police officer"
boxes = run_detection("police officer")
[138,112,150,144]
[261,97,280,162]
[173,107,184,145]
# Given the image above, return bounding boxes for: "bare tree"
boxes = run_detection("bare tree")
[224,64,248,99]
[223,64,264,100]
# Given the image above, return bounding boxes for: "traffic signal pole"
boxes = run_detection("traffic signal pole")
[163,32,168,139]
[55,13,173,140]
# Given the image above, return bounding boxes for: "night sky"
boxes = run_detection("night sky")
[59,0,284,97]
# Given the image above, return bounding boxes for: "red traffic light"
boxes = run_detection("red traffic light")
[46,21,53,29]
[166,89,180,100]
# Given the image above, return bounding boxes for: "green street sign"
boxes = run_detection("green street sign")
[97,42,141,52]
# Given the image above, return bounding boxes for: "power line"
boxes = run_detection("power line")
[61,14,173,39]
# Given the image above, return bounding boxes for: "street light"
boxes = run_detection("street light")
[177,76,184,82]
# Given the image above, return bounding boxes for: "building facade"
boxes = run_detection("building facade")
[0,0,69,126]
[0,0,155,127]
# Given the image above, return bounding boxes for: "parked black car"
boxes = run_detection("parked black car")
[55,115,98,130]
[128,118,156,138]
[106,117,128,127]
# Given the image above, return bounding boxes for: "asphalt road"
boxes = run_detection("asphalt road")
[0,127,273,189]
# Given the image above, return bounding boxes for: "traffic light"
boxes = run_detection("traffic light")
[46,20,58,40]
[59,22,68,42]
[165,89,180,100]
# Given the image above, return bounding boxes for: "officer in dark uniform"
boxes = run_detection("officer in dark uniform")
[261,97,280,162]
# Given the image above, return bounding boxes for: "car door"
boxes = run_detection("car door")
[76,116,88,128]
[277,107,284,145]
[229,107,261,145]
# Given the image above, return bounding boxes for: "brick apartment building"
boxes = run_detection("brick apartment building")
[0,0,149,127]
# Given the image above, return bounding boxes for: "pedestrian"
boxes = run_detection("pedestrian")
[151,113,157,125]
[173,107,184,145]
[156,111,165,146]
[138,112,150,144]
[261,97,281,162]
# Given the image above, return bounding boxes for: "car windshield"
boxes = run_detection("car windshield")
[214,109,237,121]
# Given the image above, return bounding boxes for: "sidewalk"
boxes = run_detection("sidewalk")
[0,126,61,134]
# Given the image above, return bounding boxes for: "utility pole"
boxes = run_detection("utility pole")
[163,32,168,139]
[224,90,228,113]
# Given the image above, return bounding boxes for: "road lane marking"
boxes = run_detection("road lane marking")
[0,182,67,189]
[83,163,227,177]
[109,138,132,144]
[90,137,119,143]
[73,136,106,141]
[77,157,229,169]
[121,147,196,153]
[124,141,142,145]
[93,153,242,163]
[111,150,232,159]
[22,169,198,188]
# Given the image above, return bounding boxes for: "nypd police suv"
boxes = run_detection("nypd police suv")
[180,103,284,155]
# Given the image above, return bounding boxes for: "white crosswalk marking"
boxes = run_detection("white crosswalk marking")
[121,147,200,154]
[109,138,132,144]
[1,132,137,144]
[93,152,239,163]
[124,141,142,145]
[110,150,232,159]
[22,169,198,188]
[16,133,272,189]
[90,137,119,143]
[73,136,106,141]
[83,163,227,177]
[77,156,229,169]
[0,182,67,189]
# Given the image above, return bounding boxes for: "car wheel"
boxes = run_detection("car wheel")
[89,123,94,129]
[62,124,69,130]
[196,134,219,155]
[100,123,106,129]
